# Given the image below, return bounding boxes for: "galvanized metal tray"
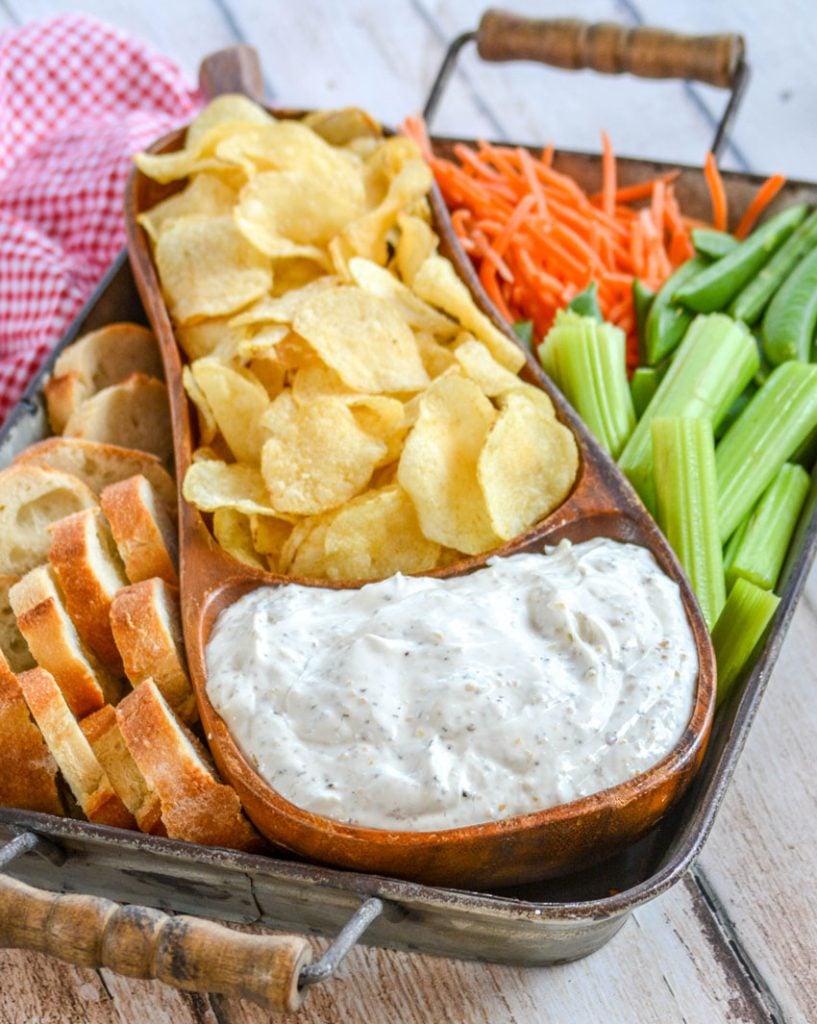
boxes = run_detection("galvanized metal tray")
[2,21,817,1010]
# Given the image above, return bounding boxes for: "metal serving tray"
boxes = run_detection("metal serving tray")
[2,25,817,1005]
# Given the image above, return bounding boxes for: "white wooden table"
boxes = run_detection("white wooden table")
[1,2,816,1021]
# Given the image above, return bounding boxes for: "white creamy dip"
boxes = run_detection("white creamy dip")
[206,538,698,831]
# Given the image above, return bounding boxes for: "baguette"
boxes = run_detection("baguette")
[15,438,176,513]
[10,565,125,719]
[109,578,196,723]
[116,681,261,850]
[0,464,97,575]
[63,373,173,469]
[0,574,35,673]
[48,509,128,671]
[17,667,134,828]
[0,653,63,815]
[45,323,163,433]
[80,705,164,834]
[101,475,178,586]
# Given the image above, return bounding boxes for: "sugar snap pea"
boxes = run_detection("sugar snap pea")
[762,244,817,364]
[643,257,706,365]
[567,281,602,321]
[692,228,739,260]
[675,204,808,313]
[632,279,654,361]
[731,208,817,325]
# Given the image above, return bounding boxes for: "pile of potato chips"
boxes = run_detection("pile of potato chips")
[136,96,579,580]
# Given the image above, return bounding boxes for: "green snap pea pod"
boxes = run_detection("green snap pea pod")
[730,208,817,325]
[630,367,660,419]
[761,244,817,364]
[643,257,706,365]
[715,385,755,440]
[692,228,739,260]
[675,204,808,313]
[567,282,602,321]
[512,320,534,350]
[632,279,654,361]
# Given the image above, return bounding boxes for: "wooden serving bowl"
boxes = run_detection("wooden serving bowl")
[124,65,715,890]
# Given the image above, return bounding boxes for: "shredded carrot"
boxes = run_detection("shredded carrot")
[601,132,617,219]
[704,152,728,231]
[734,173,787,239]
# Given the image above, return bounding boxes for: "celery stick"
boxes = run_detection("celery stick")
[727,463,810,591]
[716,361,817,541]
[630,367,659,419]
[722,515,749,581]
[538,311,635,458]
[712,578,780,707]
[652,417,725,629]
[618,314,758,512]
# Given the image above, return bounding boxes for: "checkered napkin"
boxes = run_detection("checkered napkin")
[0,14,202,424]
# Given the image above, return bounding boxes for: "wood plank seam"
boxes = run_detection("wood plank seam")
[689,869,785,1023]
[207,0,279,102]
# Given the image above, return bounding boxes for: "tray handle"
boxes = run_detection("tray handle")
[0,833,382,1012]
[198,45,264,101]
[476,10,743,88]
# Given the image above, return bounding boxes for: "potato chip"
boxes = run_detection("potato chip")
[412,255,526,372]
[249,515,294,570]
[291,362,355,405]
[478,390,578,540]
[323,484,440,580]
[213,508,266,569]
[260,392,386,514]
[191,358,269,463]
[247,358,287,398]
[155,216,271,323]
[414,331,457,378]
[347,258,458,336]
[135,120,252,184]
[395,213,437,285]
[270,259,326,294]
[454,337,533,397]
[301,107,381,147]
[138,173,237,244]
[182,365,217,444]
[349,396,406,464]
[230,278,338,328]
[183,460,277,516]
[363,136,424,205]
[186,95,274,151]
[175,316,249,361]
[235,324,289,361]
[289,518,333,577]
[293,287,428,393]
[398,375,500,554]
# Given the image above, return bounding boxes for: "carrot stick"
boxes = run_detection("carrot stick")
[601,131,616,218]
[704,152,728,231]
[734,173,787,239]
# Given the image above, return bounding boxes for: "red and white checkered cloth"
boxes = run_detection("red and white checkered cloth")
[0,14,202,424]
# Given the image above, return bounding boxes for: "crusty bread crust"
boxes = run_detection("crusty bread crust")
[80,705,164,834]
[0,465,97,576]
[0,574,35,673]
[43,370,87,435]
[63,373,173,469]
[17,667,134,829]
[48,508,128,672]
[101,475,178,587]
[109,579,196,723]
[0,654,63,815]
[116,681,261,851]
[10,565,124,719]
[14,438,176,513]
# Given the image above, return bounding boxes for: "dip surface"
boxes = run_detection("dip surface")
[206,538,698,830]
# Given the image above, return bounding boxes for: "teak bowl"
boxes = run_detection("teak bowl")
[124,55,715,889]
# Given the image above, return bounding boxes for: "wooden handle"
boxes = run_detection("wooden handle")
[198,45,264,101]
[0,874,311,1012]
[476,10,744,88]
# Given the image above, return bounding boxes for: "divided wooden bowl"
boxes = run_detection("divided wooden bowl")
[124,105,715,890]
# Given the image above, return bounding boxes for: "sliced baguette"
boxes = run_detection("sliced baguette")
[63,373,173,469]
[116,681,260,850]
[17,667,134,828]
[0,574,35,673]
[109,579,196,723]
[45,323,163,433]
[101,475,178,586]
[48,508,128,671]
[0,465,97,576]
[9,565,125,719]
[0,653,63,815]
[80,704,164,834]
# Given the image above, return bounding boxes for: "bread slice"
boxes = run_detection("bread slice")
[0,574,35,673]
[80,704,164,834]
[116,681,261,850]
[0,653,63,815]
[45,323,163,433]
[109,579,196,723]
[9,565,125,719]
[14,438,176,514]
[47,508,128,671]
[0,464,97,576]
[17,667,134,828]
[63,373,173,469]
[101,475,178,586]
